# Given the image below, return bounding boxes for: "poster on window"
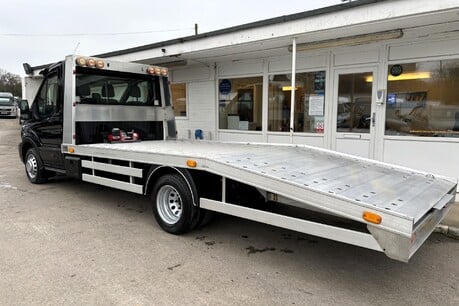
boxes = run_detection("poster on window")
[308,94,324,116]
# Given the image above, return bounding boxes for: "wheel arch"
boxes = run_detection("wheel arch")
[145,165,199,206]
[20,139,37,163]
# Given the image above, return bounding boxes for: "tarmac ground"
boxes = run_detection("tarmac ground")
[1,118,458,305]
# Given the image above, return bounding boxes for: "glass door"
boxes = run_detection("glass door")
[332,68,377,158]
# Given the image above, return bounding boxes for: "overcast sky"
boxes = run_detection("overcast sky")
[0,0,340,76]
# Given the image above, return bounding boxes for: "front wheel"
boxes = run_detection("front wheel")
[25,148,48,184]
[151,174,196,234]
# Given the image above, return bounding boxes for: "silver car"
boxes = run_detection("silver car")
[0,93,18,118]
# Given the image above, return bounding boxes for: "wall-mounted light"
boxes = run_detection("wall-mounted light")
[282,86,300,91]
[289,29,403,52]
[365,72,431,83]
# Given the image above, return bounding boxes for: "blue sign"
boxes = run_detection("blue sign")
[387,93,396,105]
[219,79,231,95]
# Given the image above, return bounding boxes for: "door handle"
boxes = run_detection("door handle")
[372,112,376,127]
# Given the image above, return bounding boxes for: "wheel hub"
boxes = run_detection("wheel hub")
[26,154,38,179]
[156,185,183,225]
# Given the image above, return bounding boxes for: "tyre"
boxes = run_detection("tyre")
[25,148,48,184]
[195,209,215,229]
[151,174,197,234]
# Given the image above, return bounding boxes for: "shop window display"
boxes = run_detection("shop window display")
[385,60,459,137]
[268,71,326,133]
[218,77,263,131]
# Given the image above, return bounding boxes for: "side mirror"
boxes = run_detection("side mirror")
[19,100,30,121]
[19,100,29,112]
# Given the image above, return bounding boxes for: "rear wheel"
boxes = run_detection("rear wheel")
[25,148,48,184]
[152,174,196,234]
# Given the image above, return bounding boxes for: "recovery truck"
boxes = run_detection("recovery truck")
[18,55,457,262]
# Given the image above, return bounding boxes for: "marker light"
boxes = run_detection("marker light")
[68,147,75,153]
[147,66,156,75]
[186,160,197,168]
[95,60,105,69]
[147,65,168,76]
[76,57,87,66]
[363,211,382,224]
[86,58,96,68]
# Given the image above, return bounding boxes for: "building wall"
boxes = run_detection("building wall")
[171,66,216,140]
[169,26,459,186]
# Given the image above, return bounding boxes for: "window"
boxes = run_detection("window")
[75,67,160,106]
[336,72,372,133]
[171,83,187,117]
[385,60,459,137]
[218,77,263,131]
[268,71,326,133]
[36,75,59,118]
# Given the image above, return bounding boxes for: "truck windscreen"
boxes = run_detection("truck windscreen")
[75,67,161,106]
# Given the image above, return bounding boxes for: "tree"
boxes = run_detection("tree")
[0,69,22,97]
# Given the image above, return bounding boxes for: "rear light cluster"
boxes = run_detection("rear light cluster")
[147,65,168,77]
[107,128,140,143]
[75,57,105,69]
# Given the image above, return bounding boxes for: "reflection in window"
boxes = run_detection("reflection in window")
[268,71,326,133]
[385,60,459,137]
[337,73,372,133]
[218,77,262,131]
[171,83,187,117]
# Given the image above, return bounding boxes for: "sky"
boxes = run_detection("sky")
[0,0,341,76]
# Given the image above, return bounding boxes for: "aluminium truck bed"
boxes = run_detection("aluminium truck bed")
[71,140,457,261]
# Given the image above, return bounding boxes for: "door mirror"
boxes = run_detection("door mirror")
[19,100,29,112]
[19,100,30,121]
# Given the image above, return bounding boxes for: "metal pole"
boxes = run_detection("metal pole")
[289,38,297,143]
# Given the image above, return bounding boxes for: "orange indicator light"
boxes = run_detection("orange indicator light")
[186,160,197,168]
[363,211,382,224]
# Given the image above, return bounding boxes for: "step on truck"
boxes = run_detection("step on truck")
[19,55,457,262]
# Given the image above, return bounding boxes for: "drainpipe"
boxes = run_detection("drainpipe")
[289,38,296,143]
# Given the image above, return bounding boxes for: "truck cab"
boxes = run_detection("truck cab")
[19,55,174,182]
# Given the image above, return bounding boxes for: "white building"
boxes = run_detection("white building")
[36,0,459,186]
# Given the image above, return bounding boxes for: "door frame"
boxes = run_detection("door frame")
[329,65,379,159]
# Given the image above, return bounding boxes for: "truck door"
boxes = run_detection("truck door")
[32,73,64,168]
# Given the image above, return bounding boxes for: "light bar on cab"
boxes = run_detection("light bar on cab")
[75,56,168,77]
[147,65,168,77]
[75,56,105,69]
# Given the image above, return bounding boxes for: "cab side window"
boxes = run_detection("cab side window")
[36,75,59,118]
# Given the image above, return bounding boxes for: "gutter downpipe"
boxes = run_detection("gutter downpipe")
[290,38,297,143]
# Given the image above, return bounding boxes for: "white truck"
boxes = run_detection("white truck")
[19,55,457,262]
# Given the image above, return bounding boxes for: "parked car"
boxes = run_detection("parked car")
[0,92,18,118]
